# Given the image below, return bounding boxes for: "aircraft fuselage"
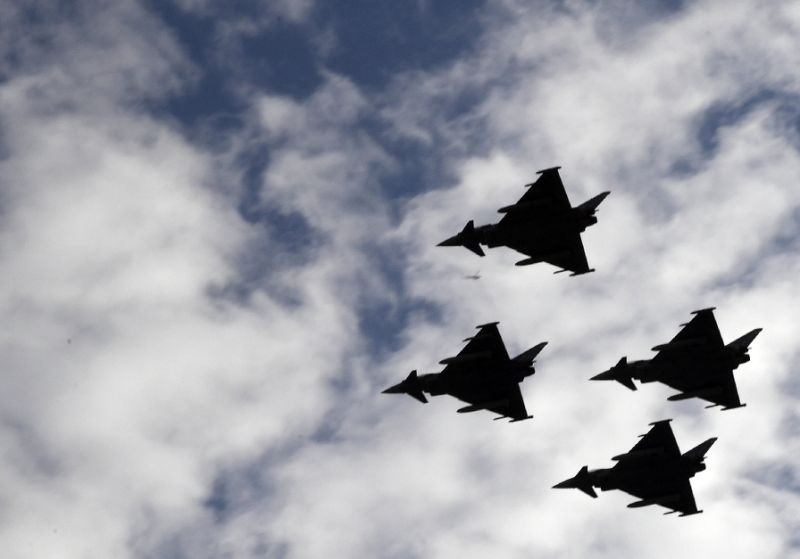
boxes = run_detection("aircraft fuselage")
[589,458,705,493]
[416,365,533,397]
[630,349,750,385]
[474,208,597,249]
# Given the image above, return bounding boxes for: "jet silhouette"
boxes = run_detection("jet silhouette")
[438,167,609,275]
[382,322,547,422]
[591,308,761,410]
[554,420,716,517]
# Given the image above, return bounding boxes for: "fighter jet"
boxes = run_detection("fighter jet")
[437,167,609,276]
[553,420,716,517]
[464,271,481,280]
[591,308,762,410]
[382,322,547,422]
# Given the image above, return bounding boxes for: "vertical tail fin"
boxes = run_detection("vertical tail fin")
[726,328,762,352]
[683,437,717,461]
[512,342,548,365]
[576,191,610,213]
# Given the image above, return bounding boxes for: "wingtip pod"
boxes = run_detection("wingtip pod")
[569,268,595,277]
[535,165,562,175]
[721,403,747,411]
[691,307,716,315]
[665,509,703,517]
[678,510,704,517]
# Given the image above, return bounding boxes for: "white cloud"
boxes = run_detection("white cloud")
[253,2,800,558]
[173,0,314,23]
[2,1,800,558]
[0,3,374,558]
[0,100,362,555]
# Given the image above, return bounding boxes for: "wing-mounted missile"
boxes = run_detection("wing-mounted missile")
[651,337,711,352]
[457,399,509,414]
[611,448,665,461]
[553,465,597,498]
[709,403,748,412]
[515,250,571,267]
[382,370,428,403]
[553,267,595,276]
[493,414,534,422]
[437,220,485,257]
[497,199,550,214]
[627,494,680,509]
[667,386,723,401]
[439,350,493,365]
[629,487,704,517]
[590,357,637,391]
[515,256,543,266]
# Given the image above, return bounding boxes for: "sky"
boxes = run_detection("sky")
[1,1,799,557]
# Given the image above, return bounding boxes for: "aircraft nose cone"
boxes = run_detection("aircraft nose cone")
[552,477,576,489]
[590,370,614,381]
[382,381,406,394]
[437,234,462,247]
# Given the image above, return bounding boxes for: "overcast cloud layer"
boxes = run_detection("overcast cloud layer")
[1,1,799,558]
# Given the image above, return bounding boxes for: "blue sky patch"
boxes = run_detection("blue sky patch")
[314,0,486,89]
